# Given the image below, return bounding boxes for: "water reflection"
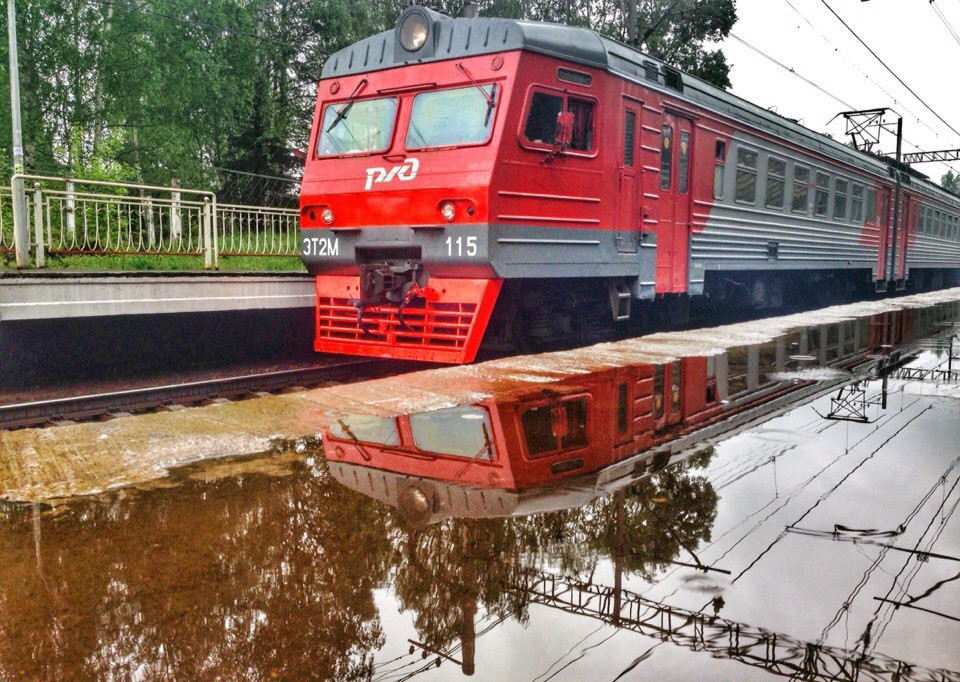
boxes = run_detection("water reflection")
[1,302,958,681]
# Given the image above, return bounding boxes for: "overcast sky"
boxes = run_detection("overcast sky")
[715,0,960,184]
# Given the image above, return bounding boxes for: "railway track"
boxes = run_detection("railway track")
[0,359,411,431]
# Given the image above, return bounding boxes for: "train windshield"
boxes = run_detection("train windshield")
[405,84,496,149]
[328,414,400,446]
[409,405,493,459]
[316,96,397,157]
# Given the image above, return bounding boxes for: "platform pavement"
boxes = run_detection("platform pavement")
[0,271,314,321]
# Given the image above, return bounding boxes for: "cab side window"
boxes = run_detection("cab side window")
[522,89,595,152]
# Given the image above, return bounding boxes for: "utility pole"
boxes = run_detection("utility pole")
[837,108,904,287]
[7,0,28,267]
[889,116,903,287]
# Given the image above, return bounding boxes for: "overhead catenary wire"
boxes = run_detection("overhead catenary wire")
[817,0,960,139]
[729,23,960,177]
[930,0,960,47]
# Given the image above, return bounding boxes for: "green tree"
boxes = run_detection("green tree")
[942,170,960,196]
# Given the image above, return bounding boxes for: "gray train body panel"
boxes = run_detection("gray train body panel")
[301,224,658,297]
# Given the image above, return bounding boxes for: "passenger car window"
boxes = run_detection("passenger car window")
[851,184,864,222]
[714,140,727,199]
[766,157,786,209]
[792,165,810,213]
[834,179,848,220]
[735,147,758,204]
[866,187,877,222]
[316,96,398,157]
[814,172,830,217]
[406,84,496,149]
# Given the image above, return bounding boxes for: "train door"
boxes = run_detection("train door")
[659,111,694,292]
[877,188,891,281]
[895,194,911,281]
[652,361,683,431]
[616,100,641,253]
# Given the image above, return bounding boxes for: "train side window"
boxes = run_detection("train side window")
[678,131,691,194]
[653,365,664,420]
[918,205,925,234]
[660,125,673,190]
[735,147,758,204]
[766,157,786,209]
[670,360,681,413]
[623,111,636,167]
[523,90,594,152]
[851,184,864,222]
[714,140,726,199]
[523,91,564,145]
[792,165,810,213]
[834,179,848,220]
[520,398,588,456]
[616,382,628,433]
[935,210,943,237]
[567,97,594,151]
[866,187,877,222]
[814,172,830,217]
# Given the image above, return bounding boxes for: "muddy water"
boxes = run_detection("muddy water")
[0,291,959,681]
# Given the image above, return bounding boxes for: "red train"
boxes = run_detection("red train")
[299,3,960,364]
[323,303,959,519]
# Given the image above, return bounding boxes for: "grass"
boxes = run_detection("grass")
[3,253,305,272]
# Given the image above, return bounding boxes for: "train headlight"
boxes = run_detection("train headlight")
[440,202,456,222]
[321,207,334,225]
[399,12,429,52]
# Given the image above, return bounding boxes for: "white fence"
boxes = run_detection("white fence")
[4,174,301,269]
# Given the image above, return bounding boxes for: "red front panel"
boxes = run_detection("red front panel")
[315,276,502,364]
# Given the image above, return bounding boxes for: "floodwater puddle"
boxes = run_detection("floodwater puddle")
[1,289,959,680]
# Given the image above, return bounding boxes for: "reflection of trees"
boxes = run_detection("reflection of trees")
[391,448,718,655]
[0,447,718,680]
[0,452,392,682]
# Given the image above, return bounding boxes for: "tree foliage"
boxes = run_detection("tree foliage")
[943,170,960,196]
[0,0,735,199]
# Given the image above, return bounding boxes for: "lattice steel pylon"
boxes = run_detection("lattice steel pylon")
[839,108,898,153]
[519,570,960,682]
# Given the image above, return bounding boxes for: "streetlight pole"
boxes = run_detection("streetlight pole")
[7,0,28,267]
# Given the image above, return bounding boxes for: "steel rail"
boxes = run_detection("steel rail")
[0,359,402,430]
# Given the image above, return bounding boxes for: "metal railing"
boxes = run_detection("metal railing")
[6,174,302,269]
[217,203,300,257]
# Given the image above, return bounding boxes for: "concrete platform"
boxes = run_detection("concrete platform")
[0,271,314,321]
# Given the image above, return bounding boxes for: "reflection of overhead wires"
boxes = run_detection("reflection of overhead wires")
[866,472,960,654]
[814,452,960,645]
[731,406,932,584]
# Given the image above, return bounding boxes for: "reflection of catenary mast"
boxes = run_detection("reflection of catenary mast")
[517,570,960,682]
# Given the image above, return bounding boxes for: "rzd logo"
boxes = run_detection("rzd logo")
[364,158,419,191]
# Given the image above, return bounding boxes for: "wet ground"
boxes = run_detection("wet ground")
[1,290,959,681]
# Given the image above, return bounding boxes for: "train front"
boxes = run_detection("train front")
[299,5,513,364]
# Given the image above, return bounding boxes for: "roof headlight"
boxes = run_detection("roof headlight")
[399,12,429,52]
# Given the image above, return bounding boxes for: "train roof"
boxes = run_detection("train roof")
[321,7,960,210]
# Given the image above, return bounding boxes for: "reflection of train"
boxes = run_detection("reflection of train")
[299,3,960,363]
[325,302,960,520]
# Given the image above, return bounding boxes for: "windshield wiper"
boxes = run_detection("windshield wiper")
[326,78,368,133]
[455,62,496,124]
